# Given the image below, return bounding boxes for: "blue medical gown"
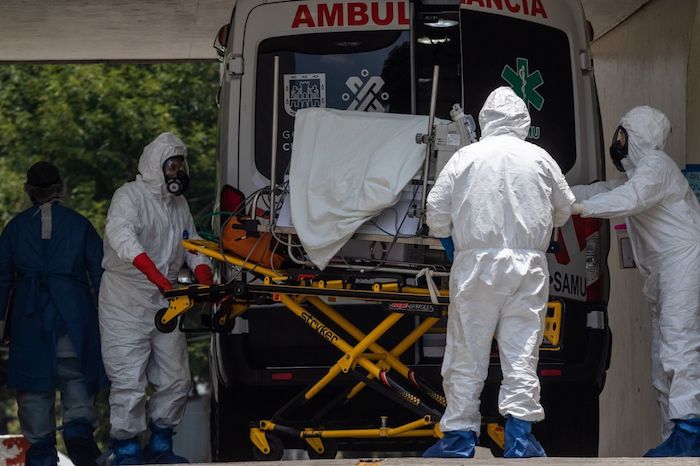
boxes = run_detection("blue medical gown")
[0,203,108,392]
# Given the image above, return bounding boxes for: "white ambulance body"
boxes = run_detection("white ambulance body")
[211,0,611,459]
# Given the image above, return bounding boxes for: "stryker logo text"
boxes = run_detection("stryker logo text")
[301,311,339,344]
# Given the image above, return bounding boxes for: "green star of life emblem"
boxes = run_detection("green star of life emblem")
[501,58,544,111]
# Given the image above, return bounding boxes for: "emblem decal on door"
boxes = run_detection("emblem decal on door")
[342,69,389,112]
[284,73,327,117]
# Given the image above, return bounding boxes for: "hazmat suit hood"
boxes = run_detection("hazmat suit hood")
[137,132,188,197]
[619,106,671,168]
[478,86,531,140]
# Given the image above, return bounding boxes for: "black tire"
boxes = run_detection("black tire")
[306,438,338,460]
[487,436,504,458]
[536,382,599,456]
[594,329,613,395]
[210,382,255,461]
[155,308,178,333]
[252,433,284,461]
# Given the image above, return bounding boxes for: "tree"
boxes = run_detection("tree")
[0,63,220,231]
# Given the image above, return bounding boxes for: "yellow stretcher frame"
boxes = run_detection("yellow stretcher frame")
[162,239,563,459]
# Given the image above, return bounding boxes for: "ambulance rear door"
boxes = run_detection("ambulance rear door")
[459,0,607,306]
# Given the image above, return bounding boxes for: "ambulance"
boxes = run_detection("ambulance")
[209,0,611,459]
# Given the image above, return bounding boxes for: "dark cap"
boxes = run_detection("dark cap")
[26,161,61,188]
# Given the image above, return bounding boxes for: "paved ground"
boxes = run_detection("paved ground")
[215,448,700,466]
[223,458,699,466]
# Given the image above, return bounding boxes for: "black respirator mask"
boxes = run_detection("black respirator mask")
[163,155,190,196]
[609,126,629,172]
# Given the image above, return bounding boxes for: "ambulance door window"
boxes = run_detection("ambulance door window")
[255,31,410,181]
[414,9,461,119]
[460,9,576,173]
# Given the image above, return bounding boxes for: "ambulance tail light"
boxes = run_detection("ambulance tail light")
[220,185,245,217]
[582,217,602,302]
[213,24,229,61]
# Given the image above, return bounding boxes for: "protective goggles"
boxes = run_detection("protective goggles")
[163,155,189,176]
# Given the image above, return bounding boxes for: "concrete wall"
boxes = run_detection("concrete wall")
[591,0,699,456]
[0,0,233,61]
[688,4,700,165]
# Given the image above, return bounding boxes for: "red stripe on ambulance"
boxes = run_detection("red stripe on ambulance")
[292,1,410,29]
[555,216,590,265]
[460,0,548,20]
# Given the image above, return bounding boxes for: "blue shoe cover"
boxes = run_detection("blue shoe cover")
[144,424,189,464]
[423,430,477,458]
[26,434,58,466]
[644,418,700,457]
[504,417,547,458]
[110,437,143,465]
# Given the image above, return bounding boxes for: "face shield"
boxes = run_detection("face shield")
[609,126,628,172]
[163,155,190,196]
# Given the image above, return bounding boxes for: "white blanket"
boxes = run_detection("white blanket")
[289,108,430,269]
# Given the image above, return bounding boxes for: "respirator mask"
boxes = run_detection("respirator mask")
[609,126,629,172]
[163,155,190,196]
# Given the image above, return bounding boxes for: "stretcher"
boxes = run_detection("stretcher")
[155,64,563,459]
[156,238,564,460]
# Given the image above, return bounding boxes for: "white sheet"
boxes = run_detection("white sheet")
[289,108,430,269]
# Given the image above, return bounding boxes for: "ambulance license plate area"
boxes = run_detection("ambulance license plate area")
[541,300,563,351]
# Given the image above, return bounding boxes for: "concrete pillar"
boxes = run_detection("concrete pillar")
[687,0,700,165]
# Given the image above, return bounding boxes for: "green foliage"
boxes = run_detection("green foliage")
[0,63,220,443]
[0,63,220,231]
[0,159,29,228]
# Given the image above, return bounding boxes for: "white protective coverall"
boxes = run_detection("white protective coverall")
[99,132,210,439]
[427,86,575,434]
[572,106,700,437]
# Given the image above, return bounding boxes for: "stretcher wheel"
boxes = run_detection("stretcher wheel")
[212,307,237,333]
[487,435,504,458]
[306,438,338,459]
[252,433,284,461]
[155,308,178,333]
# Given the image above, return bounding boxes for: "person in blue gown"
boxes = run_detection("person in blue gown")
[0,161,108,466]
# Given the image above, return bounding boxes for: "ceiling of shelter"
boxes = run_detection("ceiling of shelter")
[0,0,652,62]
[581,0,651,39]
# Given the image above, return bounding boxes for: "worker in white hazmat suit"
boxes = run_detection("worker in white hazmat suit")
[423,86,575,458]
[571,106,700,457]
[99,132,214,465]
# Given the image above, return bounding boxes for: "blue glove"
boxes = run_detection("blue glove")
[440,237,454,262]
